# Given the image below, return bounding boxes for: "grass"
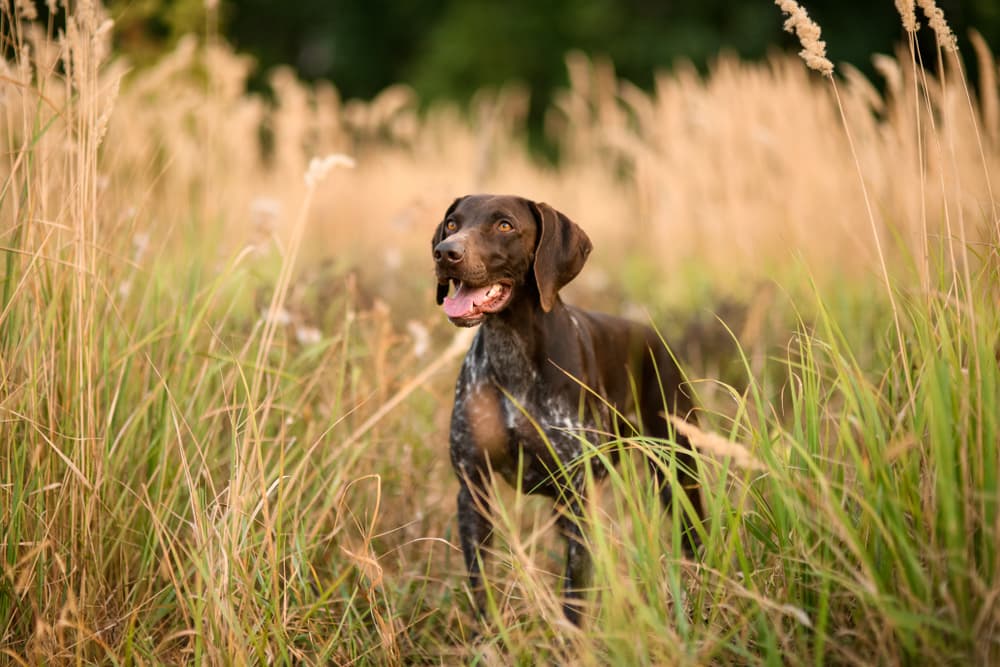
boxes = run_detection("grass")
[1,0,999,664]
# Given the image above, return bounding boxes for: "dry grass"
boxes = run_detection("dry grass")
[1,1,998,664]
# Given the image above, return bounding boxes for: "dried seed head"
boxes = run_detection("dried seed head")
[895,0,919,33]
[15,0,38,20]
[668,416,765,472]
[775,0,834,77]
[94,75,120,147]
[916,0,958,52]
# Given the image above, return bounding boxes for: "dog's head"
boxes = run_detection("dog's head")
[431,194,592,327]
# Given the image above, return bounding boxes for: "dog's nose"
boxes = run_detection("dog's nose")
[434,239,465,265]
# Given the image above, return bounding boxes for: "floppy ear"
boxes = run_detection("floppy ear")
[433,196,466,305]
[529,201,593,312]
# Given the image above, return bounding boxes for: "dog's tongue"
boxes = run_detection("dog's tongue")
[443,283,492,318]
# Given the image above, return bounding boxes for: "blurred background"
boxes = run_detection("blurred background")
[103,0,1000,147]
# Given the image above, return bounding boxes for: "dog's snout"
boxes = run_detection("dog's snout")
[434,239,465,265]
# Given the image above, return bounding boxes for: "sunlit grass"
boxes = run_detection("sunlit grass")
[1,1,998,664]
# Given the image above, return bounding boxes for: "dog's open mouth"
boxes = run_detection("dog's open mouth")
[441,279,513,324]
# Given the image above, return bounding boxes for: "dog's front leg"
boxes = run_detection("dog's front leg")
[556,498,591,625]
[457,482,493,617]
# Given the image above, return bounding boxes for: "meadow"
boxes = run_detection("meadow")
[1,1,998,664]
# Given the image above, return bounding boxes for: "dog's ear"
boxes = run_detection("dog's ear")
[433,196,466,305]
[529,201,592,312]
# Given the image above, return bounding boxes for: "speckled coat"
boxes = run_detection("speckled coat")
[433,195,702,625]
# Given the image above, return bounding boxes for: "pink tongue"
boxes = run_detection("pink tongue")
[443,283,493,318]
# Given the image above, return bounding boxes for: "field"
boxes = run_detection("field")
[2,1,999,664]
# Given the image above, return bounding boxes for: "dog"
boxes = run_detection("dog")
[433,194,703,625]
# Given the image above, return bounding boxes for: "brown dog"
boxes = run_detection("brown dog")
[433,194,702,624]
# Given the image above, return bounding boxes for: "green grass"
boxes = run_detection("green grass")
[4,185,996,663]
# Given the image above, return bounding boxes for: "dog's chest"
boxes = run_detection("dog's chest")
[450,330,589,492]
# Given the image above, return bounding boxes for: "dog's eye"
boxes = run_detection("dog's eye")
[445,219,457,232]
[497,220,514,232]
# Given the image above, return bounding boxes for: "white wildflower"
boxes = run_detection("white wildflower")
[132,232,149,262]
[261,306,292,327]
[295,325,322,345]
[406,320,430,358]
[304,153,355,188]
[383,247,402,271]
[250,196,282,228]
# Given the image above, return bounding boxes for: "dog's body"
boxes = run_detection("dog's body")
[433,195,702,624]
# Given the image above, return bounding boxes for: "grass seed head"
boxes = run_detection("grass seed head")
[775,0,834,76]
[916,0,958,51]
[15,0,38,20]
[895,0,919,33]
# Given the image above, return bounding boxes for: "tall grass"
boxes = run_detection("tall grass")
[1,1,998,664]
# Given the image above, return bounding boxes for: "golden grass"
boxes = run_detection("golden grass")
[2,0,999,664]
[7,10,994,293]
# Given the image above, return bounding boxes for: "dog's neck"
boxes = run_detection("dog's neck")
[480,287,562,392]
